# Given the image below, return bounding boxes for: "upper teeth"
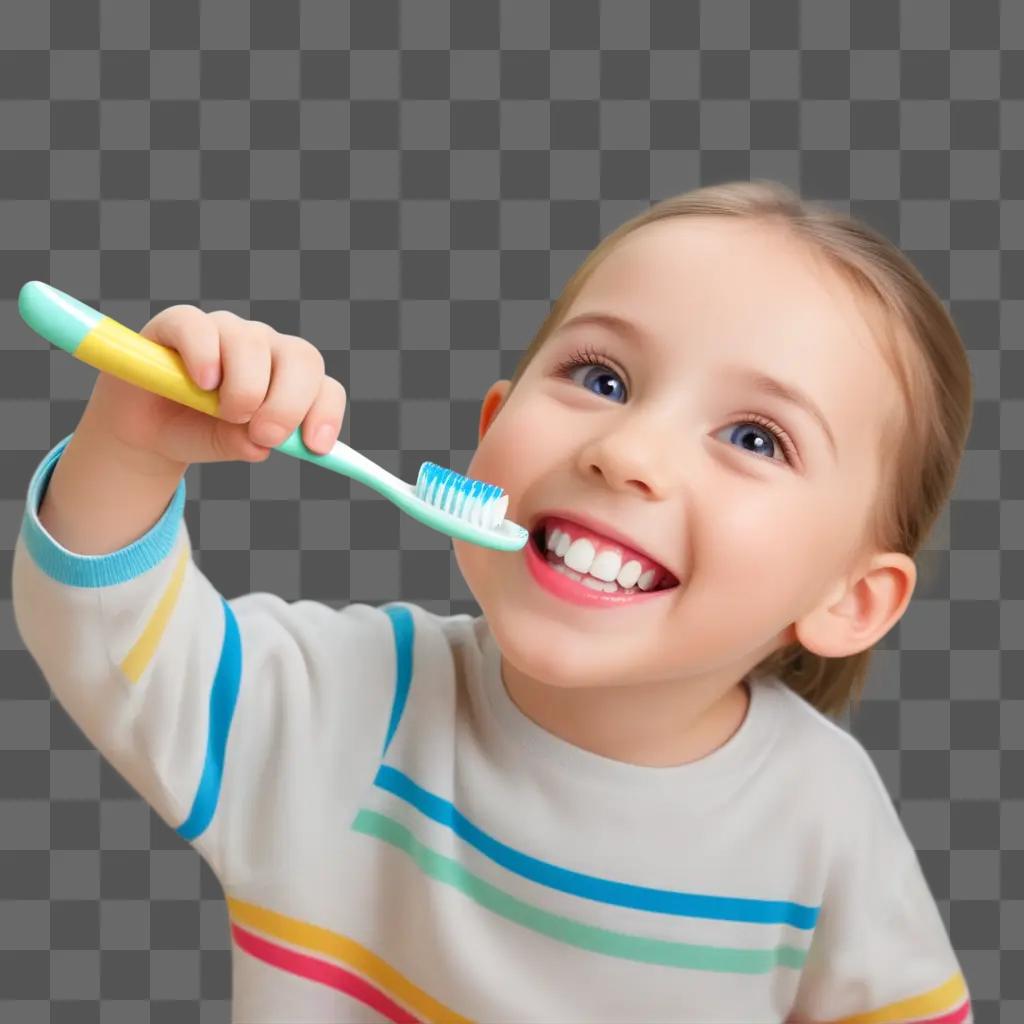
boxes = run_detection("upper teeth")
[544,526,663,591]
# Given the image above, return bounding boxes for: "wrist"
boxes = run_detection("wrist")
[37,425,187,557]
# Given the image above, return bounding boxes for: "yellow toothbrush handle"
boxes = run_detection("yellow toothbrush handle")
[76,316,221,418]
[18,281,221,419]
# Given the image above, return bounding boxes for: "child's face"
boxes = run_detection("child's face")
[454,216,911,693]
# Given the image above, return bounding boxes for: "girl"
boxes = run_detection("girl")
[13,180,974,1022]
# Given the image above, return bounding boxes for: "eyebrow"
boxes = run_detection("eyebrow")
[556,311,839,461]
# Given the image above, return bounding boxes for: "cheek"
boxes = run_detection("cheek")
[467,400,552,506]
[697,494,838,599]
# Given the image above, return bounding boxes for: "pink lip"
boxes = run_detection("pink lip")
[523,532,676,608]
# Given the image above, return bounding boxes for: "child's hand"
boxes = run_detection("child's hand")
[84,305,346,469]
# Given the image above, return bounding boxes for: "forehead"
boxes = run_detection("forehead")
[576,216,862,336]
[557,216,903,459]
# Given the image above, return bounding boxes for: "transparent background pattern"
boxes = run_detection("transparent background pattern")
[0,0,1020,1020]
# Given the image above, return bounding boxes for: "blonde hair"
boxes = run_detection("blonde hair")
[505,180,974,718]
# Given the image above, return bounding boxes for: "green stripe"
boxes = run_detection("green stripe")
[352,809,807,975]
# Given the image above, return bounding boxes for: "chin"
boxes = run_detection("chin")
[486,608,629,690]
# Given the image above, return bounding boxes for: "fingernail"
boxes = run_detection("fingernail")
[313,425,334,450]
[200,366,220,390]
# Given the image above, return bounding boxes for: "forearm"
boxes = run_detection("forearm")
[37,418,187,556]
[13,432,227,869]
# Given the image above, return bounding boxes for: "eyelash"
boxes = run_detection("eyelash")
[551,343,800,465]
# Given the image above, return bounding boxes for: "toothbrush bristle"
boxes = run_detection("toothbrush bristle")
[415,462,509,531]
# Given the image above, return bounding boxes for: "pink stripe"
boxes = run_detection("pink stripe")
[915,998,971,1024]
[231,922,420,1024]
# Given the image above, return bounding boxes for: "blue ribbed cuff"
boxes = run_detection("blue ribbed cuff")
[20,433,188,589]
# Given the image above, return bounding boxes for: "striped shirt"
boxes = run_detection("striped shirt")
[12,434,972,1023]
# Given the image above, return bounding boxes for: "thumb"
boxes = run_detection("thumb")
[211,419,276,464]
[159,406,274,465]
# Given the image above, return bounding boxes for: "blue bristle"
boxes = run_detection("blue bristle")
[415,462,506,524]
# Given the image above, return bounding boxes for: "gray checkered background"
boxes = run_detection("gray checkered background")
[0,0,1019,1020]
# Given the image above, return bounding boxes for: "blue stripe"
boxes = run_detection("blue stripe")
[380,604,413,756]
[22,433,187,588]
[177,596,242,842]
[373,764,819,930]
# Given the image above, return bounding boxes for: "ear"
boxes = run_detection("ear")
[794,552,918,659]
[478,380,512,443]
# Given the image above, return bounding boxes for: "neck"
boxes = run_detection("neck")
[498,656,753,768]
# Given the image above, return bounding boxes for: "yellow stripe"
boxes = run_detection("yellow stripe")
[120,542,189,684]
[227,896,474,1024]
[830,970,967,1024]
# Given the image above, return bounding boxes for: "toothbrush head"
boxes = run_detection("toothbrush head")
[414,462,528,552]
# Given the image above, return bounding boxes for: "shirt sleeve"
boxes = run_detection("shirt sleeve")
[11,434,400,889]
[788,738,973,1024]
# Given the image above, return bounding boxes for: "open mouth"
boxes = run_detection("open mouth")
[528,520,679,595]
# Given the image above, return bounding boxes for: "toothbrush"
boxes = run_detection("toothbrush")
[18,281,528,552]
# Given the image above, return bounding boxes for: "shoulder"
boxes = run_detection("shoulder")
[766,678,901,831]
[760,678,930,900]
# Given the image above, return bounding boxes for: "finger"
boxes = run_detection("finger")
[300,375,347,455]
[139,305,221,390]
[213,317,274,426]
[248,336,327,449]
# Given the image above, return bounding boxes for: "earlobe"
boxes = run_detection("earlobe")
[478,380,512,442]
[795,553,918,660]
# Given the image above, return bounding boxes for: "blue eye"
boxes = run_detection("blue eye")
[578,365,626,402]
[721,423,781,462]
[553,347,628,403]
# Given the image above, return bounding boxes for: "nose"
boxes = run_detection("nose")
[577,414,680,499]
